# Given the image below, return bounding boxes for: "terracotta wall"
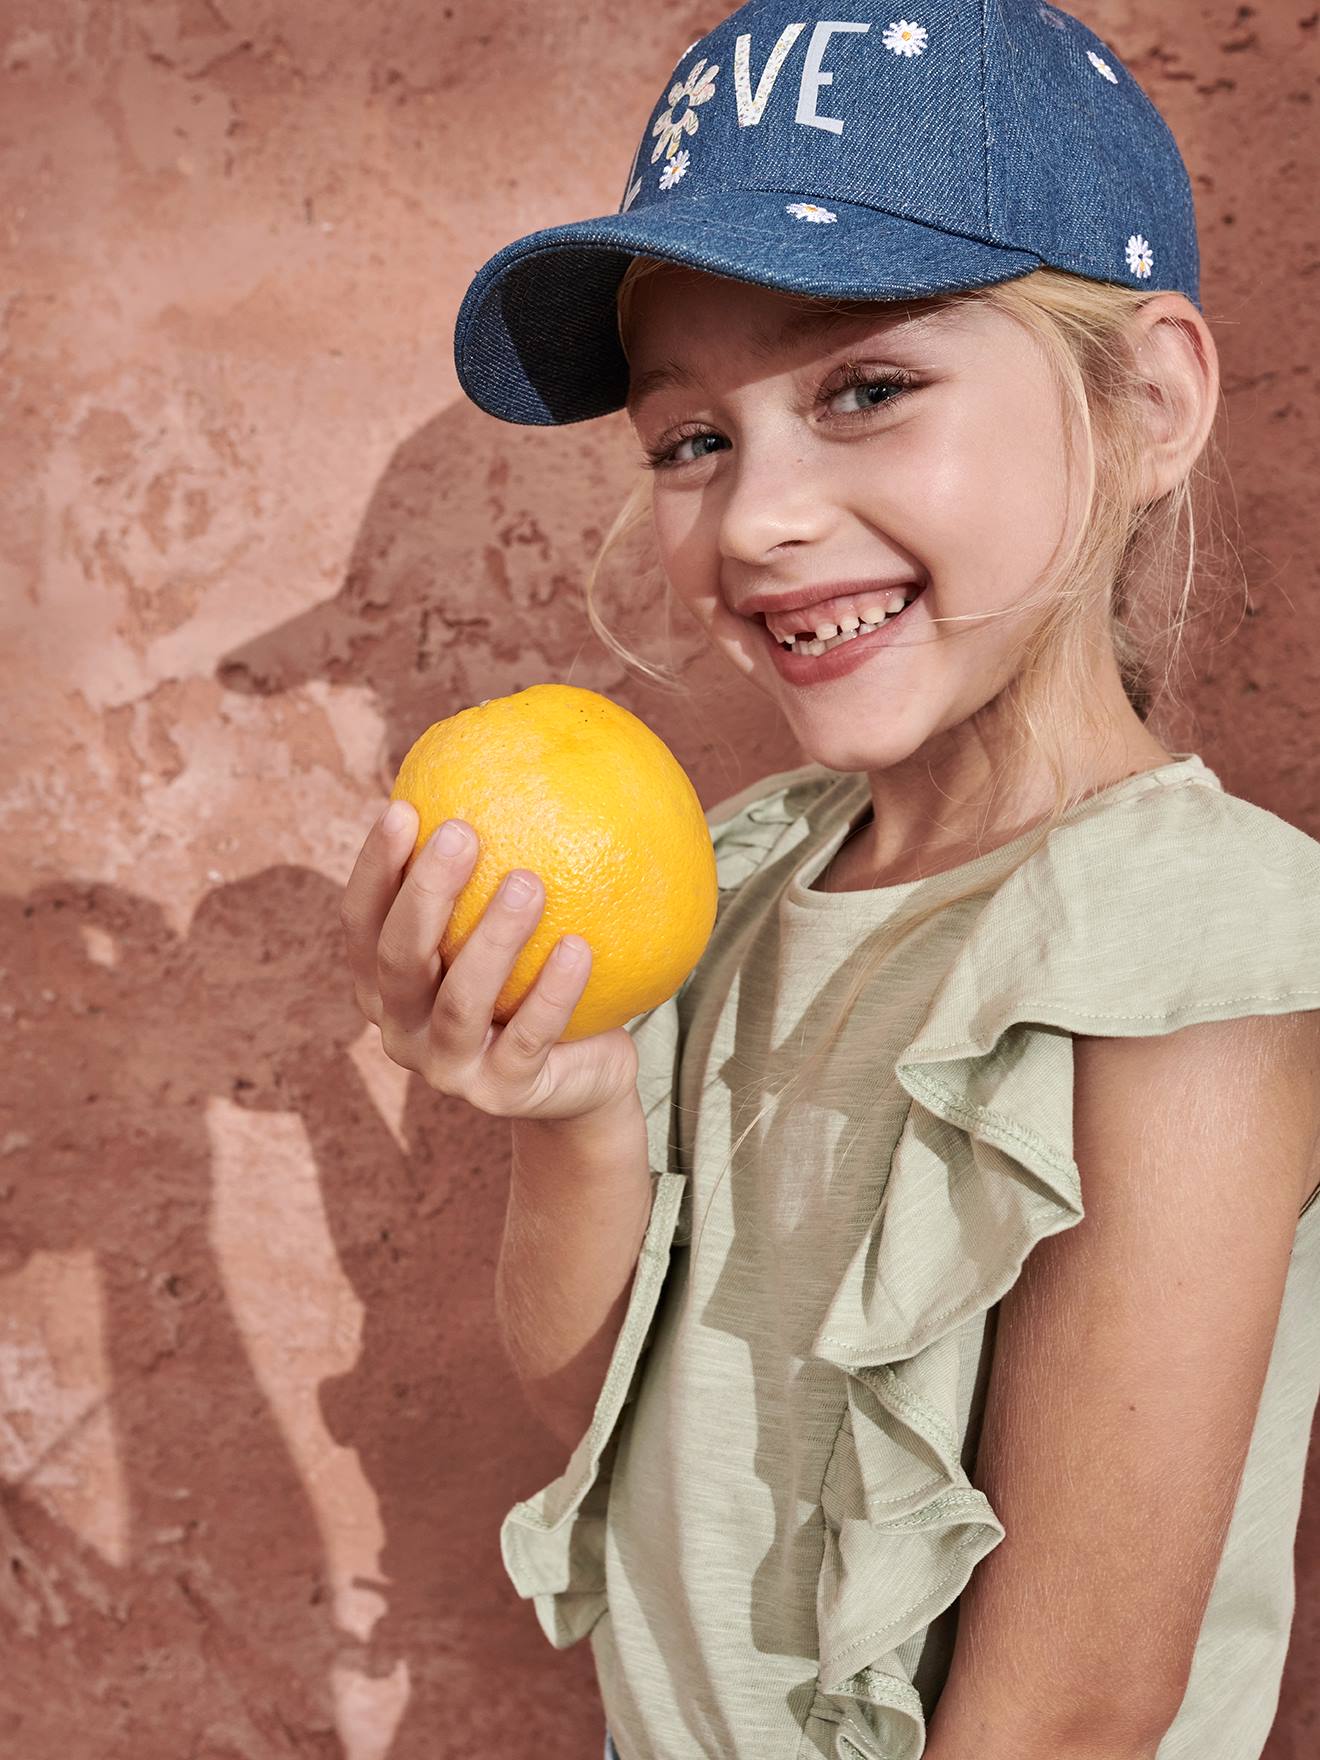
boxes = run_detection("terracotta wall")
[2,2,1317,1755]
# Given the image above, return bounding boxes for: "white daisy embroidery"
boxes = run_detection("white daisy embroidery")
[787,202,837,224]
[882,19,928,57]
[659,150,690,190]
[1087,48,1119,83]
[651,58,720,163]
[1125,233,1154,279]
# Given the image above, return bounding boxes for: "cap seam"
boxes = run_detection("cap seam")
[706,190,1037,262]
[461,200,1048,269]
[610,193,1155,284]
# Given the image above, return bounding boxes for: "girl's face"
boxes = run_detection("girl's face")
[623,265,1087,775]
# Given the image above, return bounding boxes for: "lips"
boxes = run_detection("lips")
[763,585,921,645]
[738,578,924,622]
[755,581,926,685]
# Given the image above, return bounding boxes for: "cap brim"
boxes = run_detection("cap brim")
[453,191,1043,426]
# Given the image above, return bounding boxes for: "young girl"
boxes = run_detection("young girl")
[342,3,1320,1757]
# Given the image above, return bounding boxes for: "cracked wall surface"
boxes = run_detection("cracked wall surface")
[1,2,1318,1756]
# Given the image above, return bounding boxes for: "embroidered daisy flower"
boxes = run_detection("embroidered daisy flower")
[659,150,690,191]
[882,19,928,57]
[1125,233,1154,279]
[1087,48,1119,83]
[651,58,720,162]
[787,202,837,224]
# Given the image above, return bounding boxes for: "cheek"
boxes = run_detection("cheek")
[984,382,1076,525]
[652,491,717,601]
[916,398,1073,593]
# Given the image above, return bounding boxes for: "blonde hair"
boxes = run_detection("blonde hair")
[587,256,1240,1257]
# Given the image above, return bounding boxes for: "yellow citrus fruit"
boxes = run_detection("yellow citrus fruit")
[389,683,718,1042]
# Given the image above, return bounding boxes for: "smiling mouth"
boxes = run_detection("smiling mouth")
[764,583,926,654]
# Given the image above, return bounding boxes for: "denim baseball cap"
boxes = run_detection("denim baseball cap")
[454,0,1201,426]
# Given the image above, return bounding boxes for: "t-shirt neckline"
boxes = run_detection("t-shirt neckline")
[784,751,1220,911]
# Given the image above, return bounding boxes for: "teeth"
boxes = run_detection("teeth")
[775,588,919,653]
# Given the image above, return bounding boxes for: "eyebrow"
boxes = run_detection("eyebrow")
[625,300,953,412]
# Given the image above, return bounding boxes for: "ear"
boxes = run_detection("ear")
[1125,293,1220,507]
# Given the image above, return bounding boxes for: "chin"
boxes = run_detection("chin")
[787,725,913,775]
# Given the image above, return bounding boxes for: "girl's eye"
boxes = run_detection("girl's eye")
[658,431,728,468]
[640,366,922,471]
[825,369,915,415]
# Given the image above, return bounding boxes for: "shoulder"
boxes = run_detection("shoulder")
[1036,772,1320,1027]
[893,769,1320,1209]
[1037,766,1320,934]
[909,771,1320,1057]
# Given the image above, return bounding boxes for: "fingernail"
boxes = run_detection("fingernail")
[501,871,534,905]
[435,820,470,856]
[380,801,410,835]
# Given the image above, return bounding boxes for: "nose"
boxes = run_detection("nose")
[716,435,836,566]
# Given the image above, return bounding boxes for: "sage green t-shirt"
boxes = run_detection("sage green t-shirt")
[499,752,1320,1760]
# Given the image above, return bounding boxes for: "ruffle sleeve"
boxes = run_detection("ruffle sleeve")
[499,761,838,1649]
[805,774,1320,1760]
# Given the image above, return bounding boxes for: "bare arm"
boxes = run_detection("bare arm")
[922,1008,1320,1760]
[497,1090,656,1453]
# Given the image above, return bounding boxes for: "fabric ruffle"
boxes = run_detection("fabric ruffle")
[805,772,1320,1760]
[499,763,835,1648]
[498,1158,689,1646]
[807,1017,1080,1759]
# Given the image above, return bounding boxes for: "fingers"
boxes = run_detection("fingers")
[423,861,551,1059]
[471,927,593,1099]
[340,801,418,1023]
[376,814,480,1036]
[431,869,591,1081]
[342,799,598,1115]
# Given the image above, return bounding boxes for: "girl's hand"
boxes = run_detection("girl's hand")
[339,800,642,1124]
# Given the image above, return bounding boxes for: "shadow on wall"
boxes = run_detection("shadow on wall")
[0,394,792,1757]
[216,399,721,779]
